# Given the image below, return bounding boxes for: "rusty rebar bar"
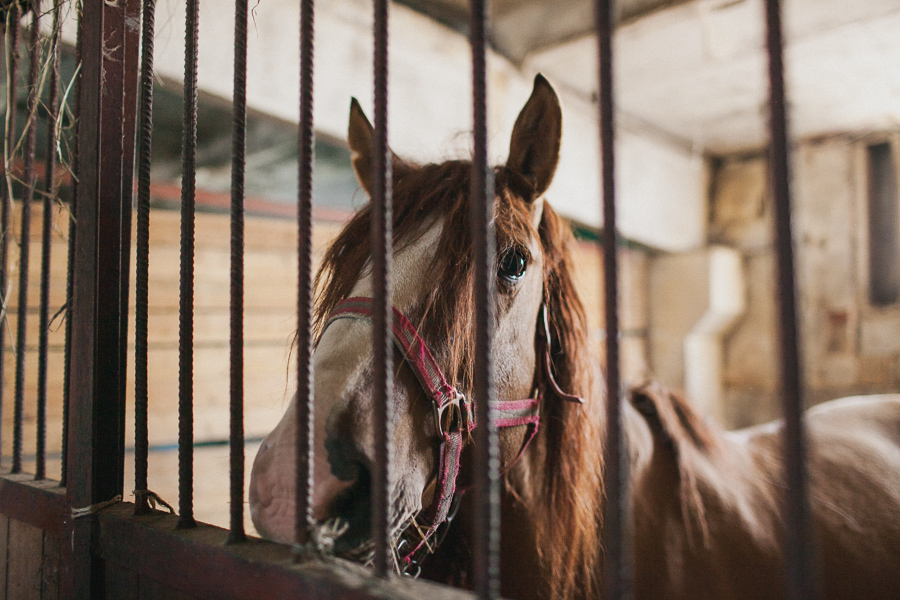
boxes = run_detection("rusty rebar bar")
[470,0,499,596]
[371,0,393,578]
[595,0,631,597]
[12,6,40,475]
[228,0,248,543]
[36,0,62,481]
[133,0,156,514]
[763,0,816,597]
[178,0,200,530]
[294,0,315,552]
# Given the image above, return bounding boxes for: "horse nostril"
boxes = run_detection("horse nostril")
[331,461,372,552]
[324,434,369,482]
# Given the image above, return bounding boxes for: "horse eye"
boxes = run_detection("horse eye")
[498,249,527,282]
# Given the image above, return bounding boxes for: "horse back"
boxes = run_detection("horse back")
[742,394,900,599]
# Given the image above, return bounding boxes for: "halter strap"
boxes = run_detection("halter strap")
[322,296,569,562]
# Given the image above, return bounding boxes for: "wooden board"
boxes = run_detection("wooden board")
[1,208,342,458]
[7,518,44,600]
[40,532,62,600]
[0,200,652,486]
[139,574,199,600]
[0,515,8,598]
[105,561,139,600]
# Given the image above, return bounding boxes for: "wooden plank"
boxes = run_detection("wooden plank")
[105,561,139,600]
[144,209,342,254]
[139,575,198,600]
[97,503,476,600]
[2,342,292,456]
[0,474,68,533]
[0,515,9,598]
[7,518,44,600]
[40,531,62,600]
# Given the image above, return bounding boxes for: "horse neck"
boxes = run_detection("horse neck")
[496,383,609,600]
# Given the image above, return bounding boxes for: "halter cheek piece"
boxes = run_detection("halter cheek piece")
[323,296,583,564]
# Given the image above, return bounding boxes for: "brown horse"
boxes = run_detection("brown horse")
[249,75,900,599]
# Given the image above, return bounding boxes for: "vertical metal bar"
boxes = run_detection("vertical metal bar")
[371,0,393,578]
[0,4,20,469]
[228,0,248,543]
[12,6,40,475]
[178,0,200,530]
[470,0,499,597]
[294,0,315,551]
[61,0,84,489]
[118,0,141,481]
[596,0,630,598]
[36,0,62,481]
[763,1,815,598]
[134,0,157,514]
[68,0,141,595]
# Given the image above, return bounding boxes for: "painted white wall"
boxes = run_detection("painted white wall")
[683,247,745,419]
[60,0,709,251]
[527,0,900,154]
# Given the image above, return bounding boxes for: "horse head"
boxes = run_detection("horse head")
[249,76,602,596]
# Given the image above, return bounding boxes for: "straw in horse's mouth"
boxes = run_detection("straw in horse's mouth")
[317,506,421,574]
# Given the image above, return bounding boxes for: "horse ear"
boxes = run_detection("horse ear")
[506,74,562,199]
[348,98,407,197]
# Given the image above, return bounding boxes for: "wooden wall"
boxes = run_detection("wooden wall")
[1,201,342,479]
[0,516,63,600]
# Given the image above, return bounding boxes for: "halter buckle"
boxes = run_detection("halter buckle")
[434,390,471,437]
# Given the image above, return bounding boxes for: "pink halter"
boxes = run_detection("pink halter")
[323,296,582,563]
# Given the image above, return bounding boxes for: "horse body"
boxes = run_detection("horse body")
[249,75,900,599]
[630,389,900,600]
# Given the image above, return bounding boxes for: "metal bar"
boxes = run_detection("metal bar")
[763,1,815,598]
[595,0,630,598]
[68,0,141,595]
[0,8,15,474]
[178,0,200,530]
[371,0,392,578]
[12,6,41,475]
[469,0,499,596]
[133,0,156,514]
[60,0,84,489]
[228,0,248,544]
[0,6,19,471]
[36,0,62,482]
[118,0,141,487]
[294,0,315,551]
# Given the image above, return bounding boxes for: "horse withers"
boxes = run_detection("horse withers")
[248,75,900,599]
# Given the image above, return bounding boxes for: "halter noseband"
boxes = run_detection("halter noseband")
[323,296,582,564]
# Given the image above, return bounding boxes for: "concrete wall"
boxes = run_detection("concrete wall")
[703,138,900,428]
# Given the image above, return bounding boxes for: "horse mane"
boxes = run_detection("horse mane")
[529,202,605,600]
[630,381,719,453]
[630,380,722,546]
[313,159,604,599]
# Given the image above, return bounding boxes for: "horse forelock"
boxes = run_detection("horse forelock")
[315,160,540,387]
